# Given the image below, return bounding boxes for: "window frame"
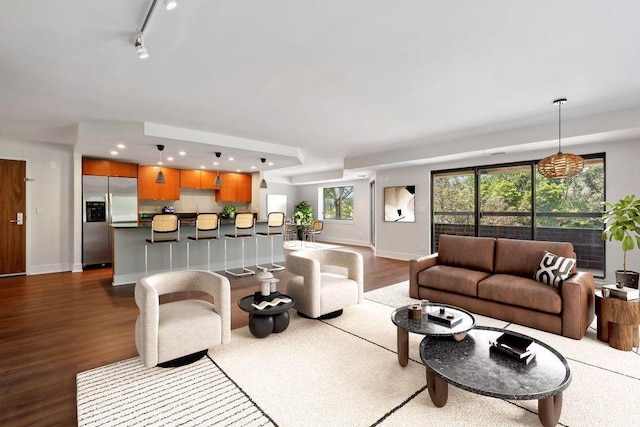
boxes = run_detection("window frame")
[320,185,355,221]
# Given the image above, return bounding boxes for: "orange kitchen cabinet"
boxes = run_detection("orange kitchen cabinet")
[138,166,180,200]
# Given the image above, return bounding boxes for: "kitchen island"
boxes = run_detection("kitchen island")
[110,221,284,286]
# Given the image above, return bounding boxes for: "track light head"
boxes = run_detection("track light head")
[164,0,178,10]
[215,152,222,158]
[135,33,148,59]
[260,158,266,163]
[157,145,165,152]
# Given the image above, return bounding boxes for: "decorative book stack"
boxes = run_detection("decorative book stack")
[428,309,463,327]
[602,284,640,301]
[489,333,536,365]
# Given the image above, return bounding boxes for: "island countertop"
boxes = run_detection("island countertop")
[110,221,284,286]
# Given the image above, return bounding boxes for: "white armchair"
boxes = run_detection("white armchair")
[134,270,231,368]
[285,248,364,319]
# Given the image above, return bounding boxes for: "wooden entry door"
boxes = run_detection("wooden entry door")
[0,159,26,275]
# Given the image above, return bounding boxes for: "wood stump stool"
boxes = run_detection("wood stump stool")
[595,290,640,351]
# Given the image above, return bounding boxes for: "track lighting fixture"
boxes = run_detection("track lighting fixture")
[155,145,166,184]
[135,33,148,59]
[134,0,177,59]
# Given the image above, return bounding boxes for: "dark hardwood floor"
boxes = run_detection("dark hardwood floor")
[0,244,408,426]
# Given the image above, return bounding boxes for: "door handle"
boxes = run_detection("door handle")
[10,212,24,225]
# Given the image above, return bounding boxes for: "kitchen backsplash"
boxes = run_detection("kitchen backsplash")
[139,189,250,214]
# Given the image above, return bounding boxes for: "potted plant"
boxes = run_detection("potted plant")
[293,201,313,225]
[602,194,640,288]
[222,204,237,219]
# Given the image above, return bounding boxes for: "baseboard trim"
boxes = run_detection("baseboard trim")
[28,263,72,275]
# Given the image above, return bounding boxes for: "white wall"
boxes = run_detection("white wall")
[0,138,75,274]
[295,179,370,246]
[374,138,640,283]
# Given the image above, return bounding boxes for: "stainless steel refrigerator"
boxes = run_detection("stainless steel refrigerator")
[82,175,138,267]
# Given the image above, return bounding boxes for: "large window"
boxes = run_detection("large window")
[322,186,354,220]
[431,154,605,276]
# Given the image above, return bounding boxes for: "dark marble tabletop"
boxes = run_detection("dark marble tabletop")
[391,303,475,337]
[237,294,295,315]
[420,326,571,400]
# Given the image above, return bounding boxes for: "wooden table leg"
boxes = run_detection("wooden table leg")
[538,393,562,427]
[426,367,448,407]
[397,326,409,367]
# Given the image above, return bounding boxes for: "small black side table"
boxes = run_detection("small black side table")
[237,294,296,338]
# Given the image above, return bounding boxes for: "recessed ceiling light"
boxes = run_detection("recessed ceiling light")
[200,165,205,169]
[116,144,125,149]
[167,157,174,161]
[236,169,241,172]
[213,161,219,166]
[268,162,274,166]
[229,157,234,161]
[164,0,177,10]
[157,161,163,165]
[110,151,118,155]
[179,151,186,156]
[251,166,256,169]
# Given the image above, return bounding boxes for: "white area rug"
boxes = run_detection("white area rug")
[77,356,274,427]
[78,282,640,426]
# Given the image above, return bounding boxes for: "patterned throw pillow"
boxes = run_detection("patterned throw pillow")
[534,251,576,287]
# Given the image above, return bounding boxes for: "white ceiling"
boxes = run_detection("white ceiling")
[1,1,640,182]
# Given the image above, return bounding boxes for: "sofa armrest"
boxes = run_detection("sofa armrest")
[409,253,438,298]
[561,271,596,339]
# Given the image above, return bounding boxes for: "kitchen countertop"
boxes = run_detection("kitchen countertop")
[111,220,268,229]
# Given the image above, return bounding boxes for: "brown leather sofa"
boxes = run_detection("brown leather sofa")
[410,235,595,339]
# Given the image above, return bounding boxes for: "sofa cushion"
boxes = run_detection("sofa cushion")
[417,265,491,297]
[494,238,575,278]
[478,274,562,314]
[534,251,576,287]
[438,235,496,273]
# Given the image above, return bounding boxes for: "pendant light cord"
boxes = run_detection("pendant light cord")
[558,101,562,153]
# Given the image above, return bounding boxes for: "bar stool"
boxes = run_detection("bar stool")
[187,213,220,271]
[145,214,180,276]
[303,220,324,247]
[256,212,285,272]
[224,213,256,277]
[283,222,299,247]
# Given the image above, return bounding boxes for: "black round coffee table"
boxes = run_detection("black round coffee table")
[391,303,475,367]
[237,294,295,338]
[420,326,571,427]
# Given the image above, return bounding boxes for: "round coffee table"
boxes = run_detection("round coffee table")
[420,326,571,427]
[237,294,295,338]
[391,303,475,367]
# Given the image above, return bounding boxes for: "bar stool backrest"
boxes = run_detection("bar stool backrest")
[267,212,285,228]
[311,220,324,231]
[195,213,220,239]
[231,213,255,237]
[150,214,180,243]
[153,214,179,232]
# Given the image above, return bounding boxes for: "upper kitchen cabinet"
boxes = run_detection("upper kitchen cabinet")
[82,158,138,178]
[180,170,220,190]
[216,172,252,202]
[138,166,180,200]
[82,158,112,176]
[110,161,138,178]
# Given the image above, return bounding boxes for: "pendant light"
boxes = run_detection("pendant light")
[537,98,584,179]
[259,158,268,189]
[214,152,223,186]
[155,145,166,184]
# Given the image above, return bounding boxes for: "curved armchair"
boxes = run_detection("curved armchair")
[285,248,364,319]
[134,270,231,368]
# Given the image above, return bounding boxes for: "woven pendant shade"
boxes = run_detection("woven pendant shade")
[537,98,584,180]
[537,152,584,179]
